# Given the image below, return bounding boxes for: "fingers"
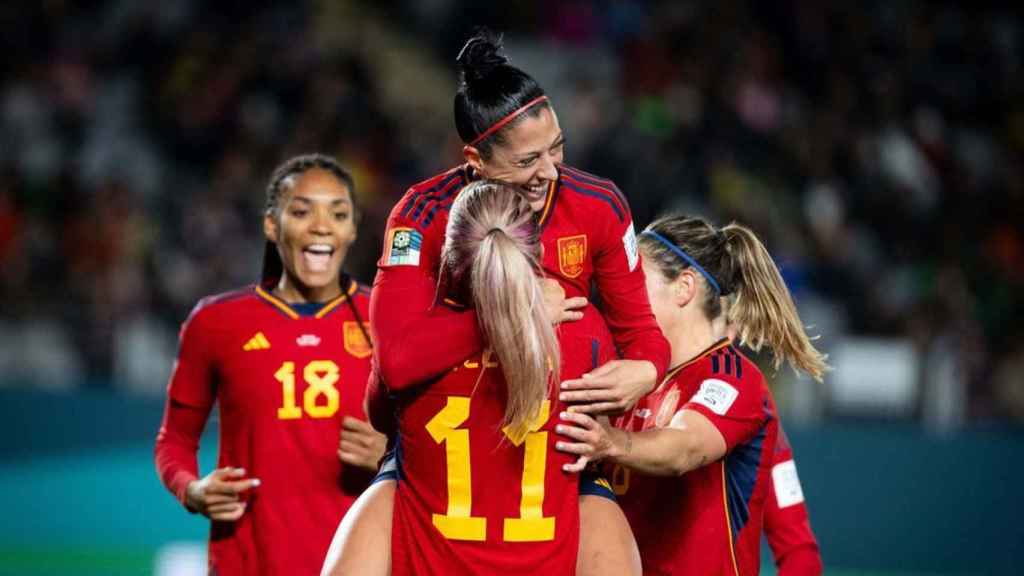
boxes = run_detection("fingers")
[559,388,619,403]
[566,401,624,415]
[559,411,596,427]
[563,296,588,311]
[562,455,590,473]
[560,375,615,391]
[211,466,246,480]
[208,477,261,496]
[208,502,247,521]
[555,423,588,441]
[585,360,621,378]
[342,416,374,433]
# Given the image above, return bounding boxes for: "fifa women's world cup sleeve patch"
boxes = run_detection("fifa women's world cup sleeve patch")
[383,227,422,266]
[688,378,740,415]
[771,459,806,508]
[622,222,639,271]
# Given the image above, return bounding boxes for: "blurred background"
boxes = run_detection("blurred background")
[1,0,1022,574]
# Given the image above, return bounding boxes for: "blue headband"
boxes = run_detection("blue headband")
[641,230,722,296]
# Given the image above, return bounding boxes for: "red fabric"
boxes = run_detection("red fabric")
[391,307,616,575]
[764,431,823,576]
[153,283,375,576]
[371,164,670,393]
[614,342,778,576]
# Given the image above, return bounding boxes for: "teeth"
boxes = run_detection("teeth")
[304,244,333,255]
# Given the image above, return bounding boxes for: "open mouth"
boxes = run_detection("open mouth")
[521,182,548,202]
[301,244,335,272]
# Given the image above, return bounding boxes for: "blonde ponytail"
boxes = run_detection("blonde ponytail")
[443,181,560,438]
[721,223,829,381]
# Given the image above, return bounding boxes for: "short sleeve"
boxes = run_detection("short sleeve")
[682,375,769,451]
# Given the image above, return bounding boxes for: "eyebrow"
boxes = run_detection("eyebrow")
[289,195,351,206]
[514,132,565,161]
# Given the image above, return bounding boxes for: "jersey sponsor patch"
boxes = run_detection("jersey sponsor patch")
[689,378,739,415]
[384,227,422,266]
[343,321,372,358]
[771,459,806,508]
[557,234,587,278]
[622,222,639,271]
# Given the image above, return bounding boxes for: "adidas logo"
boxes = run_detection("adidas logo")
[243,332,271,351]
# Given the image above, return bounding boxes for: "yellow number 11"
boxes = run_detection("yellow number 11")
[425,396,554,542]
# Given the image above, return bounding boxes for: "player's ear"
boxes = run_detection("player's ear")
[674,270,697,308]
[263,212,279,243]
[463,145,484,173]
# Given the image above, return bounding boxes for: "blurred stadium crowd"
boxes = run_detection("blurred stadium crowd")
[1,1,1021,424]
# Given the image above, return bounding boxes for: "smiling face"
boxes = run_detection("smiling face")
[467,105,565,212]
[263,168,357,303]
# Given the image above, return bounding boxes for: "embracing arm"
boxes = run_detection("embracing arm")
[556,409,726,475]
[370,265,482,389]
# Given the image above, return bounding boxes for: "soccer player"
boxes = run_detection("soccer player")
[154,154,387,575]
[556,215,829,575]
[765,427,823,575]
[388,180,620,574]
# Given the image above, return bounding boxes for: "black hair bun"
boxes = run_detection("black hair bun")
[456,28,510,84]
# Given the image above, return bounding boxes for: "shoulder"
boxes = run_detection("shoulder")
[187,285,259,325]
[556,164,629,224]
[391,165,471,229]
[351,280,372,314]
[683,345,768,414]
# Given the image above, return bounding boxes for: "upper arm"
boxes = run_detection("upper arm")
[166,305,217,409]
[588,198,670,377]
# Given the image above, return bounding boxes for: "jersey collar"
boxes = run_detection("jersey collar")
[255,278,357,320]
[657,337,732,392]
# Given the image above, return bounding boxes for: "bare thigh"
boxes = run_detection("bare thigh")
[576,494,641,576]
[321,479,395,576]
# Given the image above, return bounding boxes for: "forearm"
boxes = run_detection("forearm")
[776,545,823,576]
[154,398,208,506]
[371,268,482,389]
[607,426,708,477]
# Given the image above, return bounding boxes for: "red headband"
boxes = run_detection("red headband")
[466,95,549,147]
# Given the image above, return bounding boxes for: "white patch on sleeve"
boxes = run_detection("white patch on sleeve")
[688,378,739,415]
[771,459,806,509]
[622,222,639,271]
[385,228,422,266]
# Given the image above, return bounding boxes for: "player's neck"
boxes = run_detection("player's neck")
[273,275,343,305]
[668,311,719,368]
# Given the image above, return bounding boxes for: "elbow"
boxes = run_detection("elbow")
[668,435,707,476]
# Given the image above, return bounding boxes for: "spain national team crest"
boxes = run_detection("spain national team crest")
[343,321,372,358]
[655,388,681,428]
[557,235,587,278]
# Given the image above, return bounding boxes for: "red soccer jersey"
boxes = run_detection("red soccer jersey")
[369,163,670,392]
[391,306,617,576]
[764,428,823,575]
[154,280,374,576]
[612,340,779,576]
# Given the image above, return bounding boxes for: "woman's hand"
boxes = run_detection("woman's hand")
[558,359,657,414]
[338,416,388,472]
[555,412,627,473]
[185,467,260,521]
[541,278,587,324]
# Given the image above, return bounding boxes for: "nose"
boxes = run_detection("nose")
[310,209,331,235]
[538,153,559,182]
